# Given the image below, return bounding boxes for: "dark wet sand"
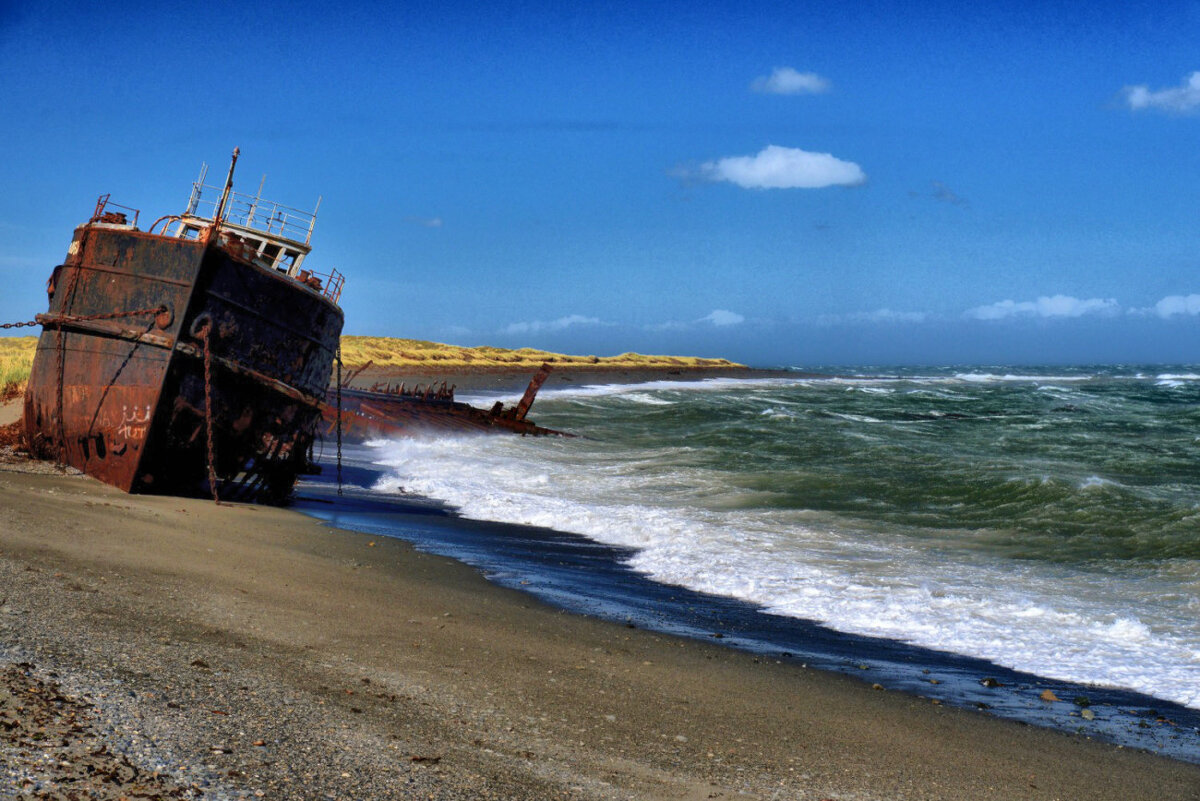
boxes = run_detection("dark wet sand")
[2,462,1199,799]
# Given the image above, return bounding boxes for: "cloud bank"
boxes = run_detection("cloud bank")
[1142,294,1200,318]
[812,294,1200,326]
[501,314,604,335]
[750,67,830,95]
[964,295,1119,321]
[700,309,745,326]
[1123,72,1200,113]
[698,145,866,190]
[650,309,746,331]
[818,308,928,326]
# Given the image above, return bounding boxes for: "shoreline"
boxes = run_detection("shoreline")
[3,467,1200,798]
[300,445,1200,764]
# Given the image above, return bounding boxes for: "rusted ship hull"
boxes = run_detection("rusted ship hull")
[25,220,342,502]
[323,363,566,440]
[324,387,565,442]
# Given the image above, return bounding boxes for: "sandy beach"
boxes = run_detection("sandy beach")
[3,422,1200,800]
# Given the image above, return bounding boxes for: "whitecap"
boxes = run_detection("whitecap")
[828,412,884,424]
[1079,475,1116,490]
[619,392,673,406]
[955,372,1092,383]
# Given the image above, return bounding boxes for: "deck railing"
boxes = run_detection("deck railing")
[186,182,318,245]
[309,268,345,304]
[90,194,141,228]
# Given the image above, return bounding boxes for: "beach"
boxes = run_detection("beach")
[3,407,1200,799]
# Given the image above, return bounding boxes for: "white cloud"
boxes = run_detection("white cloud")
[858,309,926,324]
[964,295,1119,321]
[815,309,928,326]
[406,216,443,228]
[698,145,866,190]
[1123,72,1200,113]
[700,309,745,326]
[649,309,746,331]
[501,314,603,335]
[750,67,830,95]
[1141,294,1200,318]
[865,309,926,323]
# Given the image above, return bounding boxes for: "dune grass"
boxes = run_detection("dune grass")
[338,336,743,371]
[0,337,36,399]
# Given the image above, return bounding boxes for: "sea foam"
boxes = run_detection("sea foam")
[368,407,1200,711]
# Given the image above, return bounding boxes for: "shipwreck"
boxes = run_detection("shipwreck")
[24,149,344,502]
[325,362,566,440]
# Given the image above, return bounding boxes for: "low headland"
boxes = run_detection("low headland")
[337,336,771,395]
[1,334,755,402]
[2,338,1198,799]
[338,336,745,372]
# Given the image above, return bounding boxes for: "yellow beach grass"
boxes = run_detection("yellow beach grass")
[0,334,741,397]
[337,336,743,371]
[0,337,36,398]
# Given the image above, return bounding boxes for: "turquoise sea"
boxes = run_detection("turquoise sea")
[301,366,1200,759]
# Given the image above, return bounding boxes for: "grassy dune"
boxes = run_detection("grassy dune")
[0,334,742,398]
[0,337,36,400]
[338,336,743,371]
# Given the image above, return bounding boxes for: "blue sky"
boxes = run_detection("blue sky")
[2,0,1199,366]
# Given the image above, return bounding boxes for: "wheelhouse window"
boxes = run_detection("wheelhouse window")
[261,242,282,268]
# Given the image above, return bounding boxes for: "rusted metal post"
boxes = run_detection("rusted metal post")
[514,363,553,421]
[341,359,373,388]
[212,147,240,229]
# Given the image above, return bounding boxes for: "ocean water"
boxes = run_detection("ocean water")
[361,366,1200,715]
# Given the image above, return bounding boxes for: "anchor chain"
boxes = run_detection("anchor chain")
[336,342,343,497]
[1,305,170,330]
[198,322,221,505]
[55,329,66,466]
